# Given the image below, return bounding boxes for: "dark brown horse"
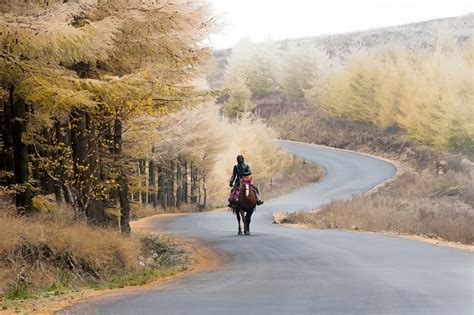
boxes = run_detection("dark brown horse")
[233,176,257,235]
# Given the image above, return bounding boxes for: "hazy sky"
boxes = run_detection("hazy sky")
[208,0,473,49]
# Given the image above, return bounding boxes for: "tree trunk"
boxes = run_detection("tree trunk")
[1,92,14,187]
[118,173,131,235]
[113,117,131,234]
[55,121,68,204]
[85,112,106,225]
[182,159,188,204]
[149,160,157,208]
[197,175,201,205]
[70,109,89,215]
[110,118,121,206]
[42,129,54,195]
[202,174,207,210]
[176,158,182,208]
[139,159,147,204]
[158,162,166,210]
[10,87,33,213]
[166,160,171,207]
[167,160,174,207]
[137,162,142,203]
[190,162,197,203]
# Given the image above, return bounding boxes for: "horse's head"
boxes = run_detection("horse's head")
[238,175,257,211]
[240,176,253,198]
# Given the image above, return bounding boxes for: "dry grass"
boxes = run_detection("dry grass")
[259,158,324,200]
[282,170,474,244]
[131,203,199,220]
[206,112,300,207]
[0,206,189,302]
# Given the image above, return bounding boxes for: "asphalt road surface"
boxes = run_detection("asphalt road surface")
[66,141,473,315]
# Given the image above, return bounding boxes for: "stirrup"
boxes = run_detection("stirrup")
[257,200,264,205]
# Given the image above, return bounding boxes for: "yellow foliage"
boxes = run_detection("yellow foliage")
[32,194,58,213]
[208,115,293,205]
[105,207,122,218]
[307,38,474,150]
[158,104,295,206]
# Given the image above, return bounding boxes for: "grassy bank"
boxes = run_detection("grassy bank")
[259,157,324,200]
[0,208,190,312]
[275,157,473,245]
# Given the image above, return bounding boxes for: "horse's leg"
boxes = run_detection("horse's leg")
[240,209,248,235]
[248,209,253,234]
[244,209,252,235]
[236,209,243,235]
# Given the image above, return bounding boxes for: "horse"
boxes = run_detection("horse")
[231,176,257,235]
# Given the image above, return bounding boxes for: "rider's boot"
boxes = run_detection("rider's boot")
[256,192,264,205]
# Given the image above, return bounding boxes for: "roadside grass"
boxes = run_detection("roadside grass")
[0,208,190,311]
[259,157,324,200]
[131,203,199,220]
[280,170,474,245]
[89,267,182,291]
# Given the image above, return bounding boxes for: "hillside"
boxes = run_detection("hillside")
[208,13,473,89]
[278,13,473,53]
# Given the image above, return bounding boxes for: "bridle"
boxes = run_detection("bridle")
[242,176,252,198]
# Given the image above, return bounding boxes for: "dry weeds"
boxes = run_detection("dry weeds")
[259,158,324,200]
[0,206,189,304]
[281,170,474,245]
[131,203,199,220]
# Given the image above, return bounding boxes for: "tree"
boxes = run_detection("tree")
[223,76,254,118]
[0,0,214,229]
[224,39,280,97]
[307,38,474,152]
[279,45,319,100]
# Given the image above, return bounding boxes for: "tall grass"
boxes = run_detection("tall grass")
[207,113,323,205]
[0,207,187,300]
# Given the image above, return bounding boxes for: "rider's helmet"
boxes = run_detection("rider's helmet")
[237,155,244,164]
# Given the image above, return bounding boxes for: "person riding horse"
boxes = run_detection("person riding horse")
[228,155,264,207]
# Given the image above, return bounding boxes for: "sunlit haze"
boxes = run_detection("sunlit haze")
[208,0,473,49]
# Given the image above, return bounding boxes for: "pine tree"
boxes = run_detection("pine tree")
[0,0,214,229]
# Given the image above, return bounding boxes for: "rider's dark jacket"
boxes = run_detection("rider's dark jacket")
[229,162,251,188]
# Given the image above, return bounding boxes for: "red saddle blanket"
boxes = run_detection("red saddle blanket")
[229,188,240,203]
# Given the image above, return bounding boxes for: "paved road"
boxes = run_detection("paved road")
[67,141,473,315]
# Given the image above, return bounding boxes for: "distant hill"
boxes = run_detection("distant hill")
[208,14,473,88]
[278,13,473,53]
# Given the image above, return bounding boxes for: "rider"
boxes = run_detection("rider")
[228,155,264,206]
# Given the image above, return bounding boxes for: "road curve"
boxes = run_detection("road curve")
[66,141,473,315]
